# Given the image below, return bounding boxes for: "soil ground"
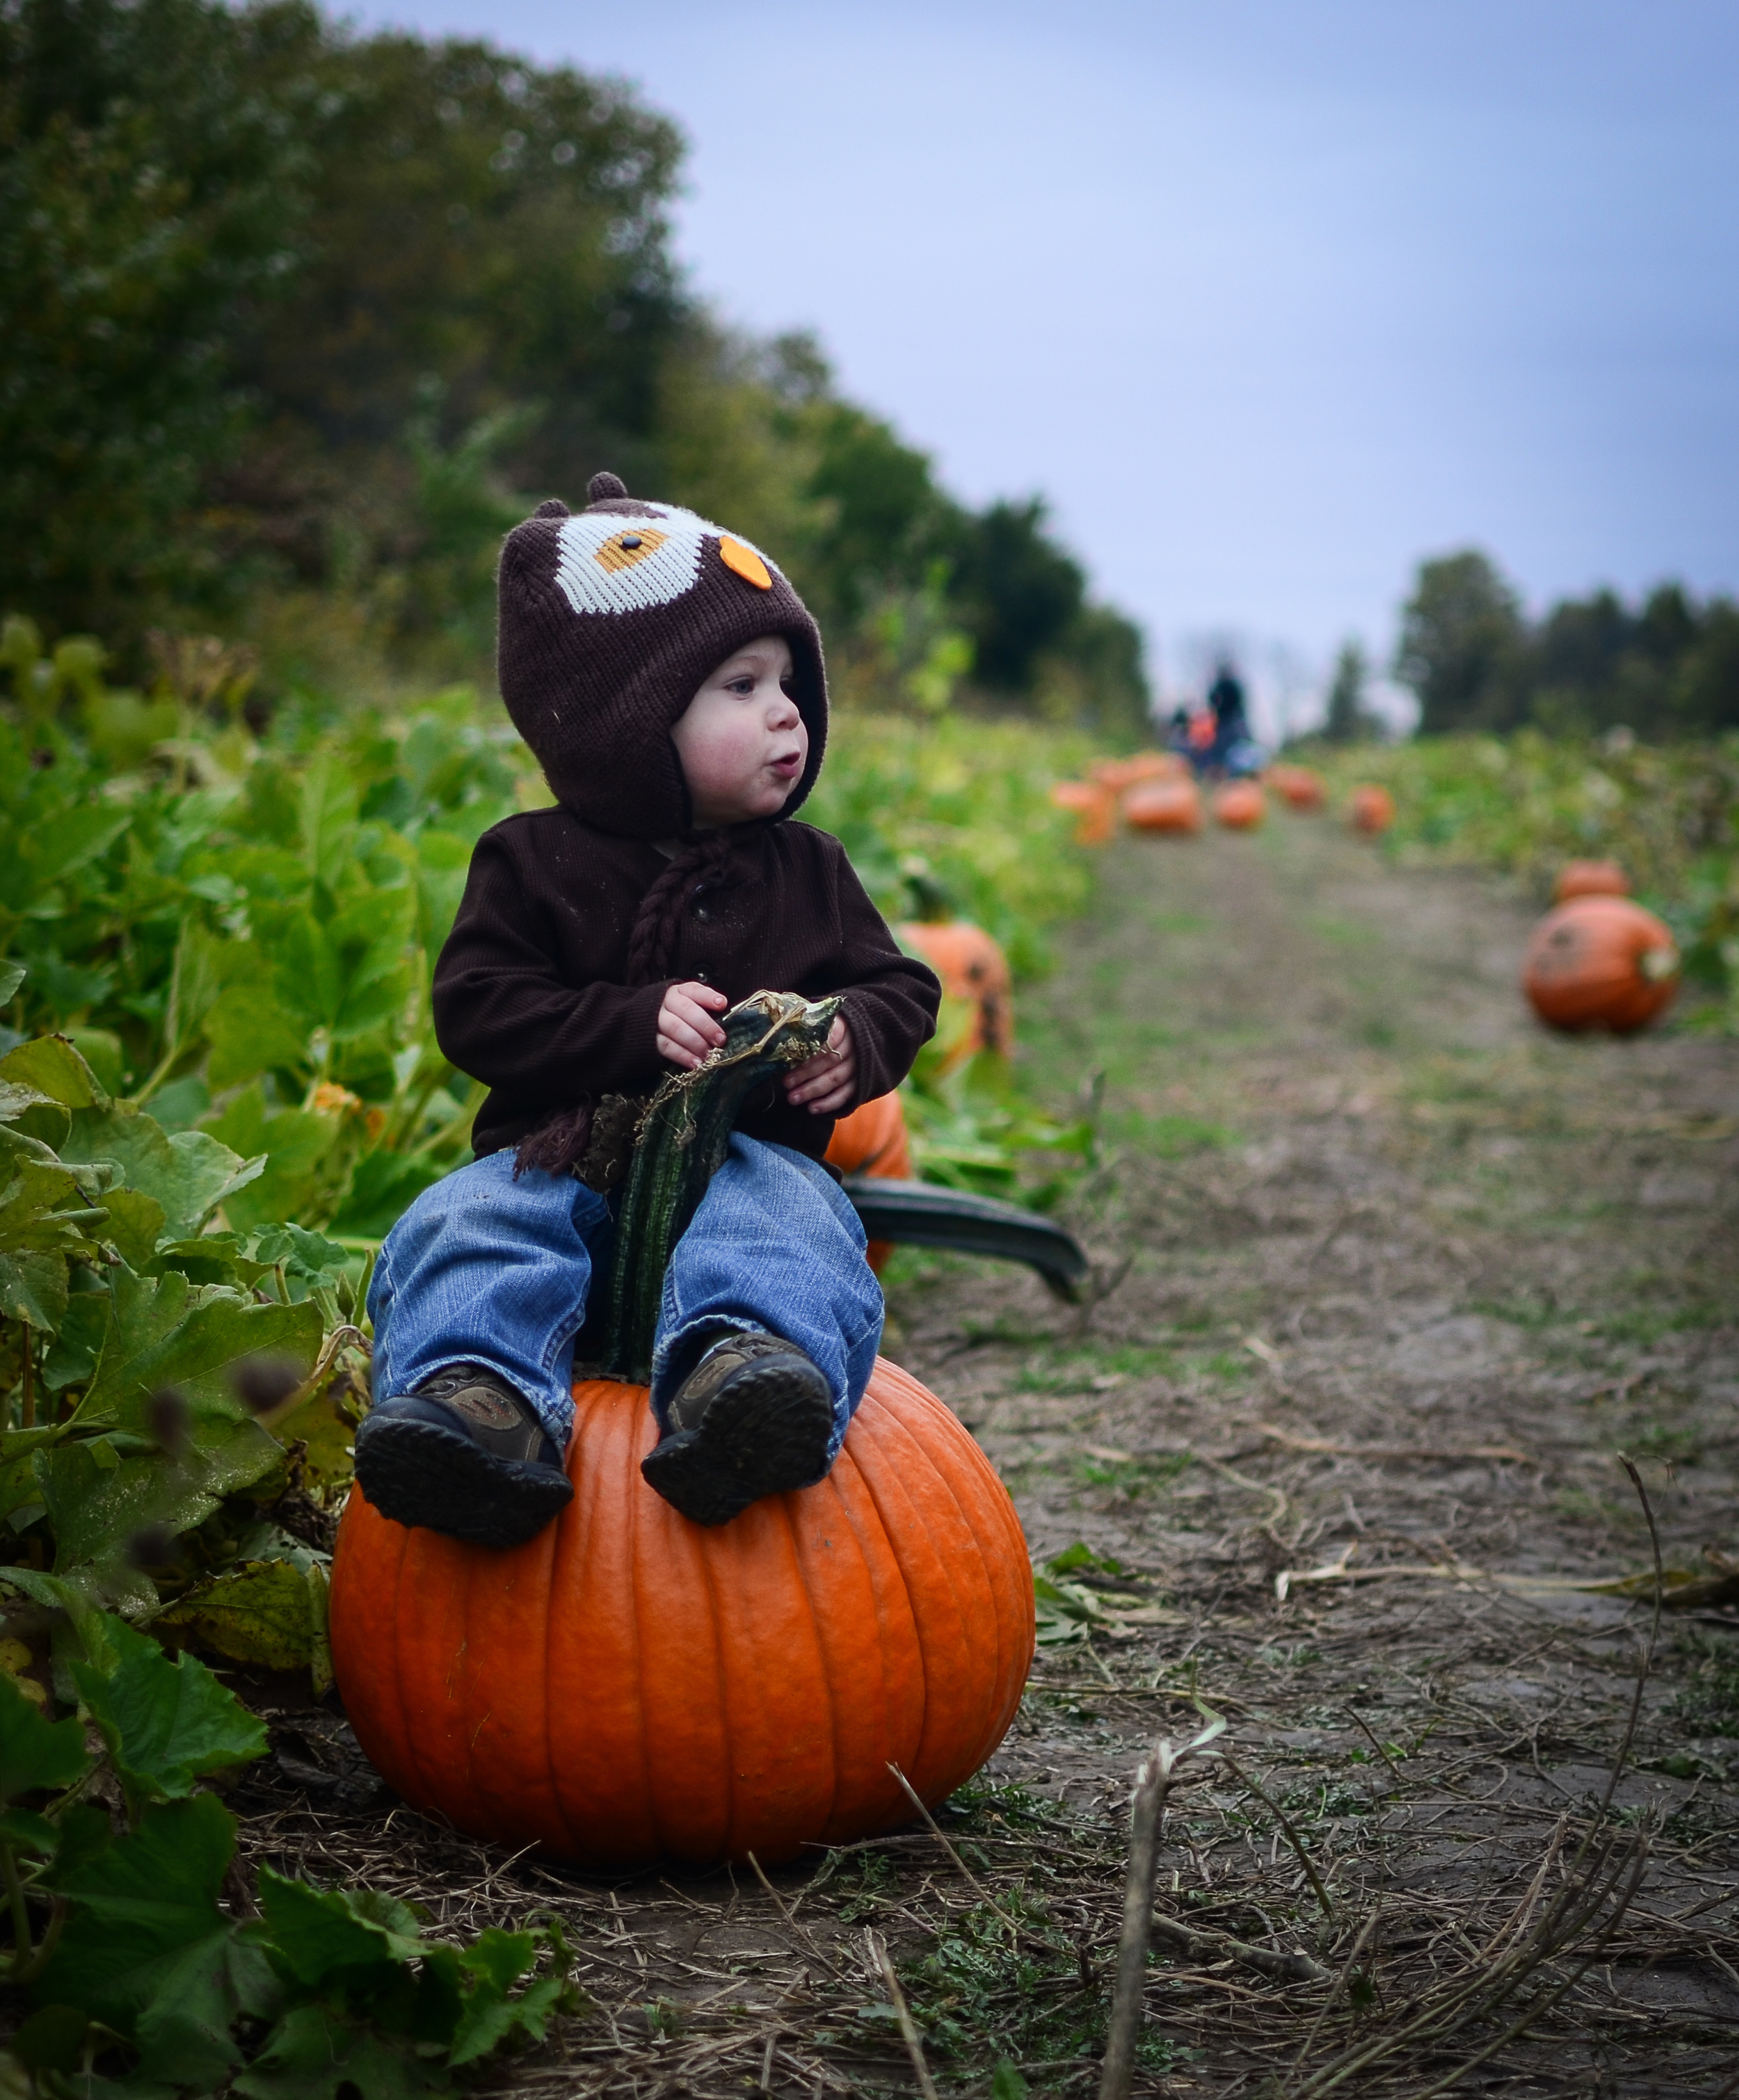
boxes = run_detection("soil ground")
[237,817,1739,2098]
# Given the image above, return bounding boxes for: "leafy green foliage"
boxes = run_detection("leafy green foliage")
[0,1610,577,2081]
[72,1612,265,1812]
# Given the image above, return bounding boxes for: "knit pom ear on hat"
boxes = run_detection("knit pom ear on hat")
[495,474,829,839]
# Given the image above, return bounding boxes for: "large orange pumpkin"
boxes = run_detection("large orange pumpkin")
[826,1091,913,1271]
[1212,780,1266,831]
[897,919,1013,1063]
[1521,897,1680,1034]
[1123,778,1202,834]
[329,1357,1034,1868]
[1268,764,1326,812]
[1553,858,1630,904]
[1091,751,1185,791]
[1348,783,1396,835]
[1050,779,1116,845]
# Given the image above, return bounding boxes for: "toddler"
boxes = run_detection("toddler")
[354,474,940,1548]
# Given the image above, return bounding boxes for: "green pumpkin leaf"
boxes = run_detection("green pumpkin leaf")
[232,2002,450,2100]
[20,804,131,893]
[328,1148,444,1241]
[10,2001,90,2075]
[255,1865,426,1988]
[0,960,24,1007]
[41,1290,111,1394]
[0,1078,67,1149]
[0,1247,70,1335]
[0,1668,91,1806]
[155,1559,320,1672]
[74,1261,321,1434]
[134,1930,282,2090]
[96,1187,168,1272]
[205,1088,348,1235]
[65,1103,263,1241]
[448,1928,557,2067]
[35,1793,235,2036]
[0,1035,108,1112]
[72,1615,264,1808]
[0,1807,63,1856]
[205,982,311,1093]
[299,753,360,893]
[38,1423,284,1579]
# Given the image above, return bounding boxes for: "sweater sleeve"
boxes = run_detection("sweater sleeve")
[808,840,941,1105]
[431,828,670,1104]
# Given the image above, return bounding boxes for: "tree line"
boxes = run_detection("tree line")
[1394,550,1739,740]
[0,0,1150,735]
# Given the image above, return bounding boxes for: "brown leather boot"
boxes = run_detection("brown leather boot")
[641,1331,833,1527]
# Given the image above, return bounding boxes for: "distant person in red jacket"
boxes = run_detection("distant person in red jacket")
[353,476,938,1549]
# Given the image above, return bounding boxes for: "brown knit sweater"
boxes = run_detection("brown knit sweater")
[433,808,940,1166]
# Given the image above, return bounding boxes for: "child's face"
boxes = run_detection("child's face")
[671,635,808,826]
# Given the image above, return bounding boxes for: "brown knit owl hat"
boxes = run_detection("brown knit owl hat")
[495,472,828,838]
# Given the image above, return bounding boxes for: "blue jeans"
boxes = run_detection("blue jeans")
[367,1135,884,1459]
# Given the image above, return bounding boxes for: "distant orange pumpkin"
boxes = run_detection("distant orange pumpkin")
[1348,783,1396,835]
[1091,751,1185,792]
[1123,778,1203,834]
[1553,859,1630,904]
[1050,779,1116,845]
[1269,764,1326,812]
[1522,897,1679,1034]
[1213,780,1266,831]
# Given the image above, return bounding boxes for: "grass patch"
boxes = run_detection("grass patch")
[1667,1631,1739,1739]
[1016,1345,1174,1393]
[1109,1112,1233,1157]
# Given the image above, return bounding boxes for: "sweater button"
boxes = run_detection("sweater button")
[694,970,709,984]
[694,904,710,922]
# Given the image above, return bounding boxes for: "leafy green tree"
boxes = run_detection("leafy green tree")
[1322,639,1379,744]
[947,498,1087,694]
[0,0,321,636]
[223,24,686,547]
[1393,550,1526,734]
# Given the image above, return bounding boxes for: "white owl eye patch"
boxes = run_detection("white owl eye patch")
[552,505,779,618]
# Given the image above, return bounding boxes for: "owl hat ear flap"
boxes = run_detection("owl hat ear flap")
[495,473,828,840]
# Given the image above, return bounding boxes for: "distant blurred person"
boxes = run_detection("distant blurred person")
[1207,661,1265,777]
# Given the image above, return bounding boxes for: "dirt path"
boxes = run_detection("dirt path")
[240,820,1739,2098]
[885,816,1739,2094]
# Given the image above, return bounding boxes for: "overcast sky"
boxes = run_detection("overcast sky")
[350,0,1738,732]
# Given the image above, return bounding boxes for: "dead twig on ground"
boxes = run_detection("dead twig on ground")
[1098,1708,1226,2100]
[865,1927,939,2100]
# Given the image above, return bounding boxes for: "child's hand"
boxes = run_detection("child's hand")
[657,981,729,1068]
[784,1016,856,1116]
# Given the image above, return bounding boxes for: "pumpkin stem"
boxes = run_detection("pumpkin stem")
[600,988,844,1381]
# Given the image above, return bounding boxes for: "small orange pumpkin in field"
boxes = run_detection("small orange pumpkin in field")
[1212,780,1266,830]
[1553,859,1630,904]
[330,1358,1035,1869]
[1348,783,1396,835]
[1050,779,1116,845]
[1123,778,1203,834]
[1522,897,1680,1034]
[826,1091,912,1271]
[897,919,1013,1063]
[1092,751,1184,792]
[1268,764,1326,812]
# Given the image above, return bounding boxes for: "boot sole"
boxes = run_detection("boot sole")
[641,1360,834,1527]
[354,1414,572,1548]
